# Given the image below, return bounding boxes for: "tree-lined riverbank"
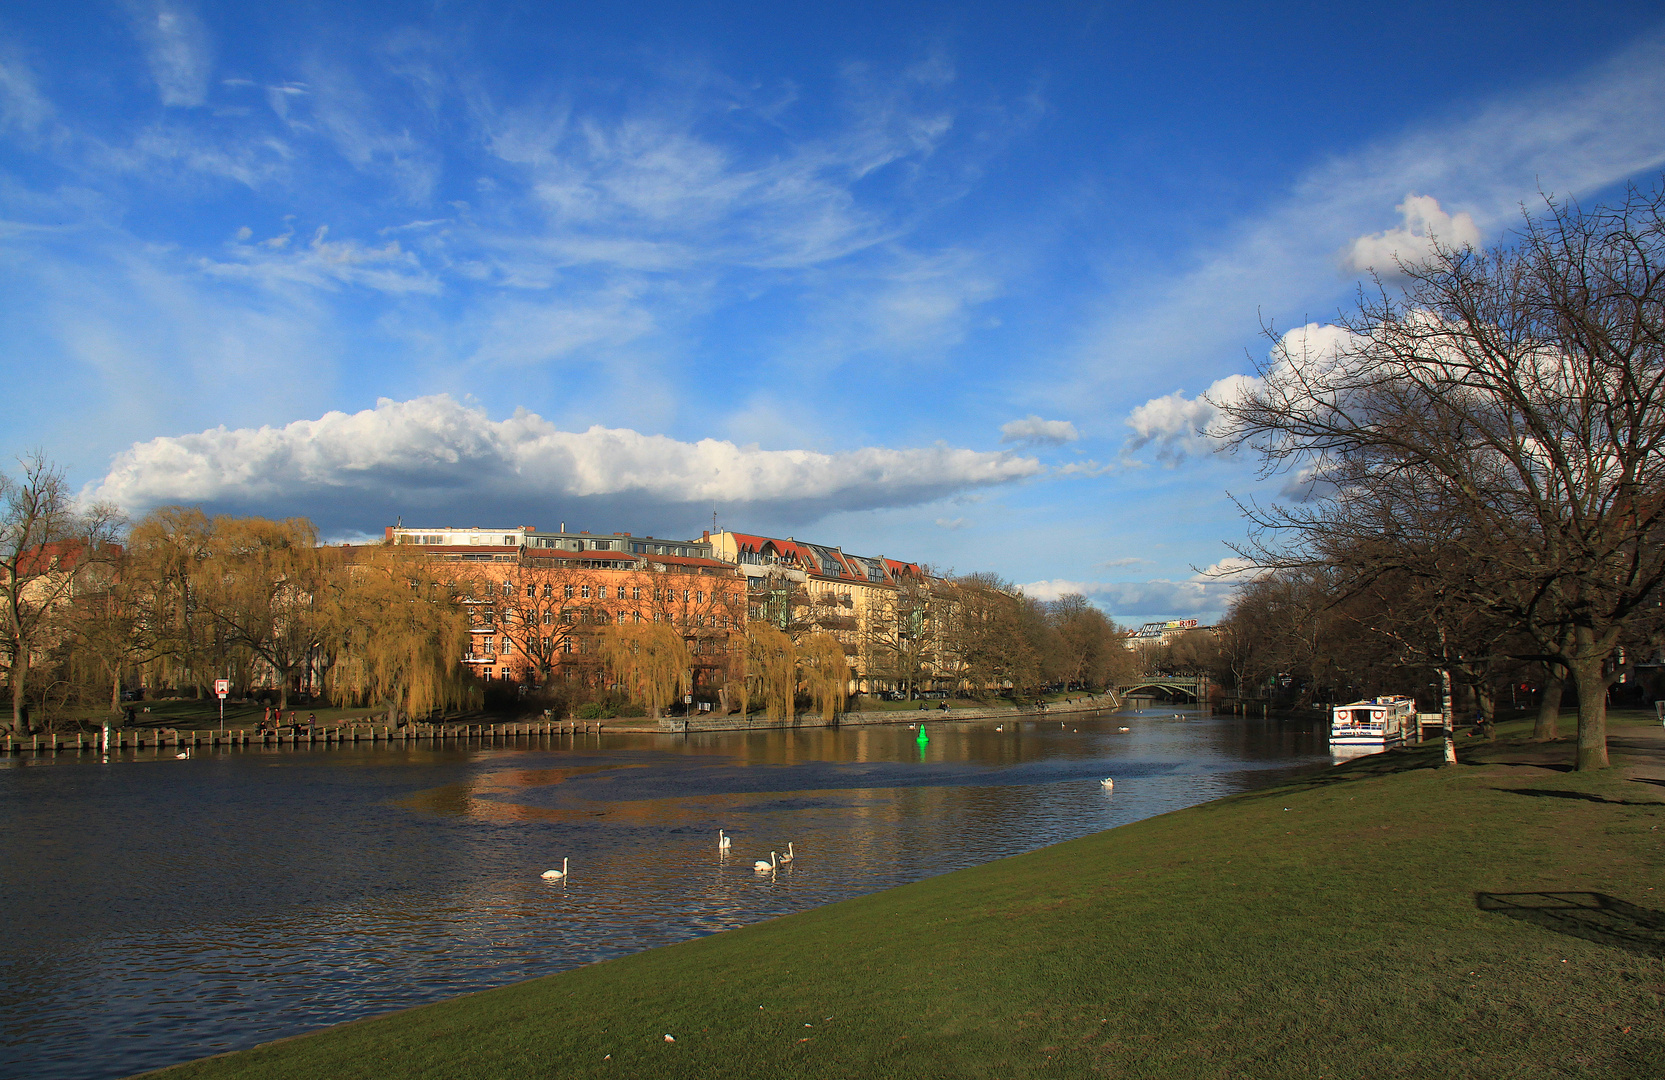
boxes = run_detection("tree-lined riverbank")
[145,717,1664,1079]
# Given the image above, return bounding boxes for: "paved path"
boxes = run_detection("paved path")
[1609,720,1665,794]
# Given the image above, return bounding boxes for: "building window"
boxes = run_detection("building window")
[560,638,573,654]
[543,583,553,598]
[631,586,641,600]
[483,636,495,652]
[527,584,536,598]
[483,610,495,624]
[502,580,511,594]
[683,589,690,602]
[564,583,574,599]
[696,590,704,604]
[581,584,591,599]
[542,611,552,625]
[541,636,551,650]
[617,611,627,625]
[482,668,493,679]
[632,610,641,623]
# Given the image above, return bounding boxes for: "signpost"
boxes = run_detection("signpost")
[215,679,230,731]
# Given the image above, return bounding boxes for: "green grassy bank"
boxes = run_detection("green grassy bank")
[146,719,1664,1080]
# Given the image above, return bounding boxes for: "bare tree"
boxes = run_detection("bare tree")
[1218,180,1665,770]
[0,454,119,733]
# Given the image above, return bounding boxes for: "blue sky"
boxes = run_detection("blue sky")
[3,2,1664,624]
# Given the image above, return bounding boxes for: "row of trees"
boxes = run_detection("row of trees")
[1,486,471,733]
[1212,178,1665,770]
[2,470,1145,731]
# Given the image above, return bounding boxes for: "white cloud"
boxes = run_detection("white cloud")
[1122,373,1258,464]
[1342,194,1481,275]
[200,225,439,294]
[935,517,968,529]
[1121,323,1360,464]
[128,1,213,109]
[0,50,52,134]
[1000,415,1078,446]
[88,396,1044,528]
[1022,565,1244,621]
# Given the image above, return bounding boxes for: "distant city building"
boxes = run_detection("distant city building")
[1124,619,1214,650]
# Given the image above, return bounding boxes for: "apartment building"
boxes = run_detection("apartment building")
[386,525,741,691]
[706,530,943,695]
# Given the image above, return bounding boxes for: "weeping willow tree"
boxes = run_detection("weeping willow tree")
[324,548,469,724]
[197,515,329,709]
[127,507,219,698]
[797,632,850,721]
[747,623,797,720]
[598,622,690,718]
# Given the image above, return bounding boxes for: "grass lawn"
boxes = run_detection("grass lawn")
[144,715,1664,1079]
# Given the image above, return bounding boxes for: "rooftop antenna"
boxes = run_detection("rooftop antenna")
[712,505,718,535]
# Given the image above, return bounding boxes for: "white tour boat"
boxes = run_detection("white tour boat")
[1329,696,1417,748]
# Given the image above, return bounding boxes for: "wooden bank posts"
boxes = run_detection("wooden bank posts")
[0,719,610,756]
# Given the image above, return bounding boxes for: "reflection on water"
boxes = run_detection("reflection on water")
[0,709,1326,1080]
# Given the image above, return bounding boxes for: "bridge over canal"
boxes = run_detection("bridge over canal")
[1116,675,1212,703]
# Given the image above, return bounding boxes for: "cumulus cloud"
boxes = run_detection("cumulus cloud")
[1122,374,1258,464]
[88,396,1043,532]
[1022,565,1245,621]
[1342,194,1481,275]
[1000,415,1078,446]
[1122,323,1360,465]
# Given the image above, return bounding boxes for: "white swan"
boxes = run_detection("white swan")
[995,725,1003,732]
[753,851,777,873]
[718,830,732,850]
[541,858,569,881]
[175,749,190,759]
[779,842,795,865]
[1118,726,1130,733]
[1101,778,1114,790]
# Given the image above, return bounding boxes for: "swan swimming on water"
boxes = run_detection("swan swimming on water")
[1101,778,1115,790]
[754,851,778,873]
[541,858,569,881]
[779,842,794,865]
[718,830,732,851]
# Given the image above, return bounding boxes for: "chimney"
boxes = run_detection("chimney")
[525,526,536,533]
[384,526,394,541]
[620,532,631,537]
[702,530,710,541]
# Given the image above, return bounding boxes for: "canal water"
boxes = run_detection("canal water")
[0,708,1327,1080]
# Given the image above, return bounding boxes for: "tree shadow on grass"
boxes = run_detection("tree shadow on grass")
[1499,787,1664,807]
[1236,743,1447,801]
[1476,892,1665,959]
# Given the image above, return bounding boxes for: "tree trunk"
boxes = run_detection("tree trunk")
[111,672,123,714]
[1440,666,1458,765]
[11,666,28,735]
[1534,666,1563,741]
[1475,682,1496,742]
[1568,641,1610,770]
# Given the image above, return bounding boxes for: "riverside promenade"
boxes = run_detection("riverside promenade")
[0,695,1131,756]
[651,692,1125,733]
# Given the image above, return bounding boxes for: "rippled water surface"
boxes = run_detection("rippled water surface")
[0,709,1327,1080]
